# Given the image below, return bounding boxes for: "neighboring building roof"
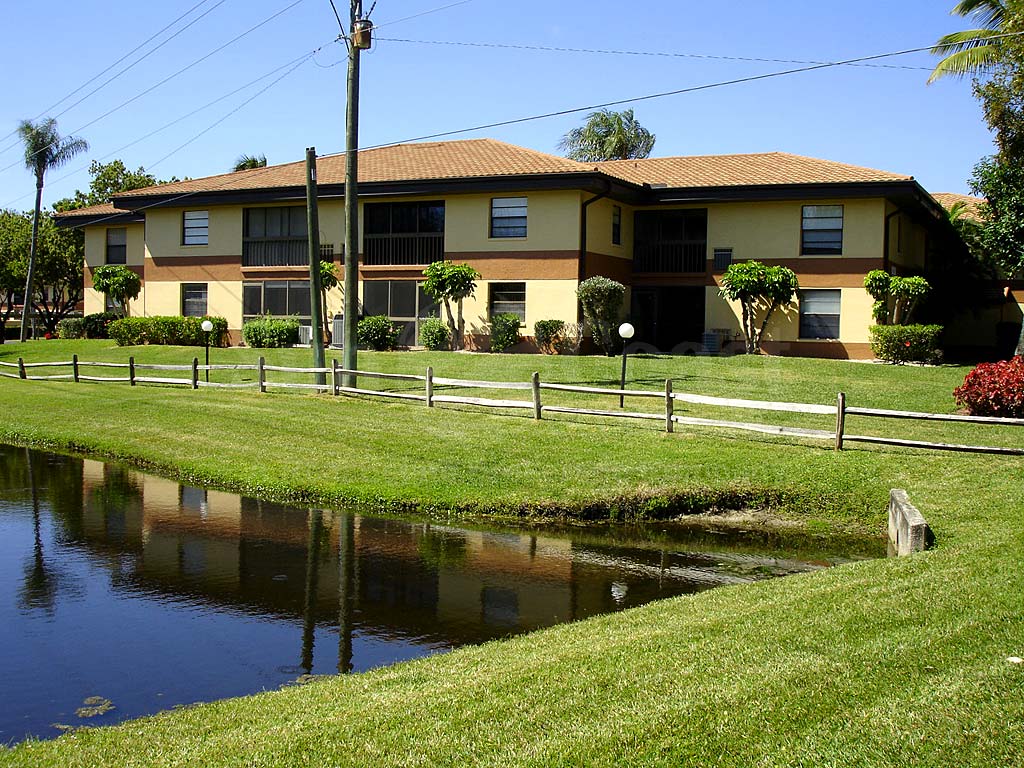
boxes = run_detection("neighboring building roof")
[52,201,143,227]
[596,152,912,188]
[53,202,123,217]
[931,192,986,221]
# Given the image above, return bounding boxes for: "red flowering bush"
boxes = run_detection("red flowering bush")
[953,356,1024,417]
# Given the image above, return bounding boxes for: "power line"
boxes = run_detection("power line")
[0,0,222,152]
[374,36,940,73]
[320,32,1024,158]
[0,0,309,178]
[52,32,1021,231]
[368,0,475,32]
[2,47,324,210]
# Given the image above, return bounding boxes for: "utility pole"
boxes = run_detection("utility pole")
[343,1,371,387]
[305,147,326,386]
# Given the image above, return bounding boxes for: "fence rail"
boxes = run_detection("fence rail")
[3,354,1022,456]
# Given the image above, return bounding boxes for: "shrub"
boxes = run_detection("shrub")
[489,313,522,353]
[357,315,400,351]
[534,320,564,354]
[418,317,450,350]
[954,356,1024,417]
[533,320,584,355]
[91,265,141,315]
[56,317,86,339]
[242,316,300,348]
[107,316,229,347]
[577,276,626,355]
[869,324,943,364]
[107,317,150,346]
[81,311,120,339]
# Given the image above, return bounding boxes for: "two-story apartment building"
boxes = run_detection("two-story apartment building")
[56,138,966,358]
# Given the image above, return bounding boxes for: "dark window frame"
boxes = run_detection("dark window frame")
[612,205,622,246]
[490,197,528,239]
[801,205,843,256]
[182,210,209,246]
[798,288,842,340]
[489,282,526,323]
[105,227,127,264]
[241,279,312,323]
[181,283,209,317]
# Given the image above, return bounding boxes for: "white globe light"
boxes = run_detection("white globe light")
[201,320,214,333]
[618,322,635,340]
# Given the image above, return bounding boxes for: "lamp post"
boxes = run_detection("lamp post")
[618,322,634,408]
[201,319,214,383]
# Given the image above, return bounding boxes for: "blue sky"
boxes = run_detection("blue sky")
[0,0,996,211]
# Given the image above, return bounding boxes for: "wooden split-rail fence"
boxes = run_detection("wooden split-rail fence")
[2,354,1022,456]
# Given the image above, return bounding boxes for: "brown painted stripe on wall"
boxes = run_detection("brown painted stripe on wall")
[761,340,874,360]
[439,251,579,280]
[145,255,242,282]
[584,251,632,283]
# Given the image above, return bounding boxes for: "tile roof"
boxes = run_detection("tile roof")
[106,141,917,208]
[53,202,123,217]
[596,152,912,188]
[931,192,986,221]
[113,139,594,200]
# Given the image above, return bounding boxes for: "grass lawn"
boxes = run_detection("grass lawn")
[0,339,1021,766]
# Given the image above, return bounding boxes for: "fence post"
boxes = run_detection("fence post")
[426,366,434,408]
[665,379,674,433]
[129,356,136,386]
[72,354,79,383]
[258,356,266,393]
[835,392,846,451]
[332,359,340,396]
[192,357,199,390]
[17,357,26,380]
[532,372,542,420]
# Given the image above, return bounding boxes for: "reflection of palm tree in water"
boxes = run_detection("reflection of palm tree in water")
[300,510,325,675]
[19,448,56,614]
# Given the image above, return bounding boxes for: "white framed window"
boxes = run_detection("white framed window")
[801,205,843,255]
[799,289,841,339]
[490,197,527,238]
[183,210,209,246]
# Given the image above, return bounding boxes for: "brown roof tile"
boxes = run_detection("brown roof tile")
[931,192,986,221]
[596,151,911,188]
[53,202,124,217]
[113,139,593,200]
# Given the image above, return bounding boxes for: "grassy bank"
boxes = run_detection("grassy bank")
[0,340,1022,766]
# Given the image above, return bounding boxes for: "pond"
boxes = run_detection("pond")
[0,445,882,743]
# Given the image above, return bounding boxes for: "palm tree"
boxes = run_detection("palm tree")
[16,118,88,342]
[928,0,1006,83]
[232,153,267,171]
[558,109,656,162]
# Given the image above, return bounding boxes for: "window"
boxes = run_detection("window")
[713,248,733,270]
[801,205,843,255]
[363,280,438,346]
[182,211,209,245]
[489,282,526,322]
[612,206,622,246]
[242,280,311,323]
[105,228,127,264]
[490,197,527,238]
[242,206,308,266]
[799,289,841,339]
[181,283,208,317]
[364,201,445,265]
[633,209,708,273]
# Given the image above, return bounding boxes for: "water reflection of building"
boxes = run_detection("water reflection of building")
[69,459,677,672]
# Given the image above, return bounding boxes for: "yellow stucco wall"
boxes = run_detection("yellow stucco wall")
[144,206,241,258]
[444,191,581,253]
[85,222,145,267]
[460,279,579,335]
[585,198,632,258]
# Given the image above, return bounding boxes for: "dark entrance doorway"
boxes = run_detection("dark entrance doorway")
[632,287,706,352]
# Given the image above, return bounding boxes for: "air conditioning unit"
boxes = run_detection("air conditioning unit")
[331,316,345,347]
[297,325,312,345]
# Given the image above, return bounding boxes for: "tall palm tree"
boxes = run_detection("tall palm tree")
[558,109,656,162]
[928,0,1006,83]
[232,153,267,171]
[16,118,88,342]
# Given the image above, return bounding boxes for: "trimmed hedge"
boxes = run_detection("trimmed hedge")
[108,316,229,347]
[534,319,583,355]
[82,312,120,339]
[954,356,1024,417]
[56,317,86,340]
[869,324,943,364]
[357,315,400,351]
[418,318,450,350]
[489,313,522,353]
[242,316,300,348]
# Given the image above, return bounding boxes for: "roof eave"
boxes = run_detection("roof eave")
[53,210,145,228]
